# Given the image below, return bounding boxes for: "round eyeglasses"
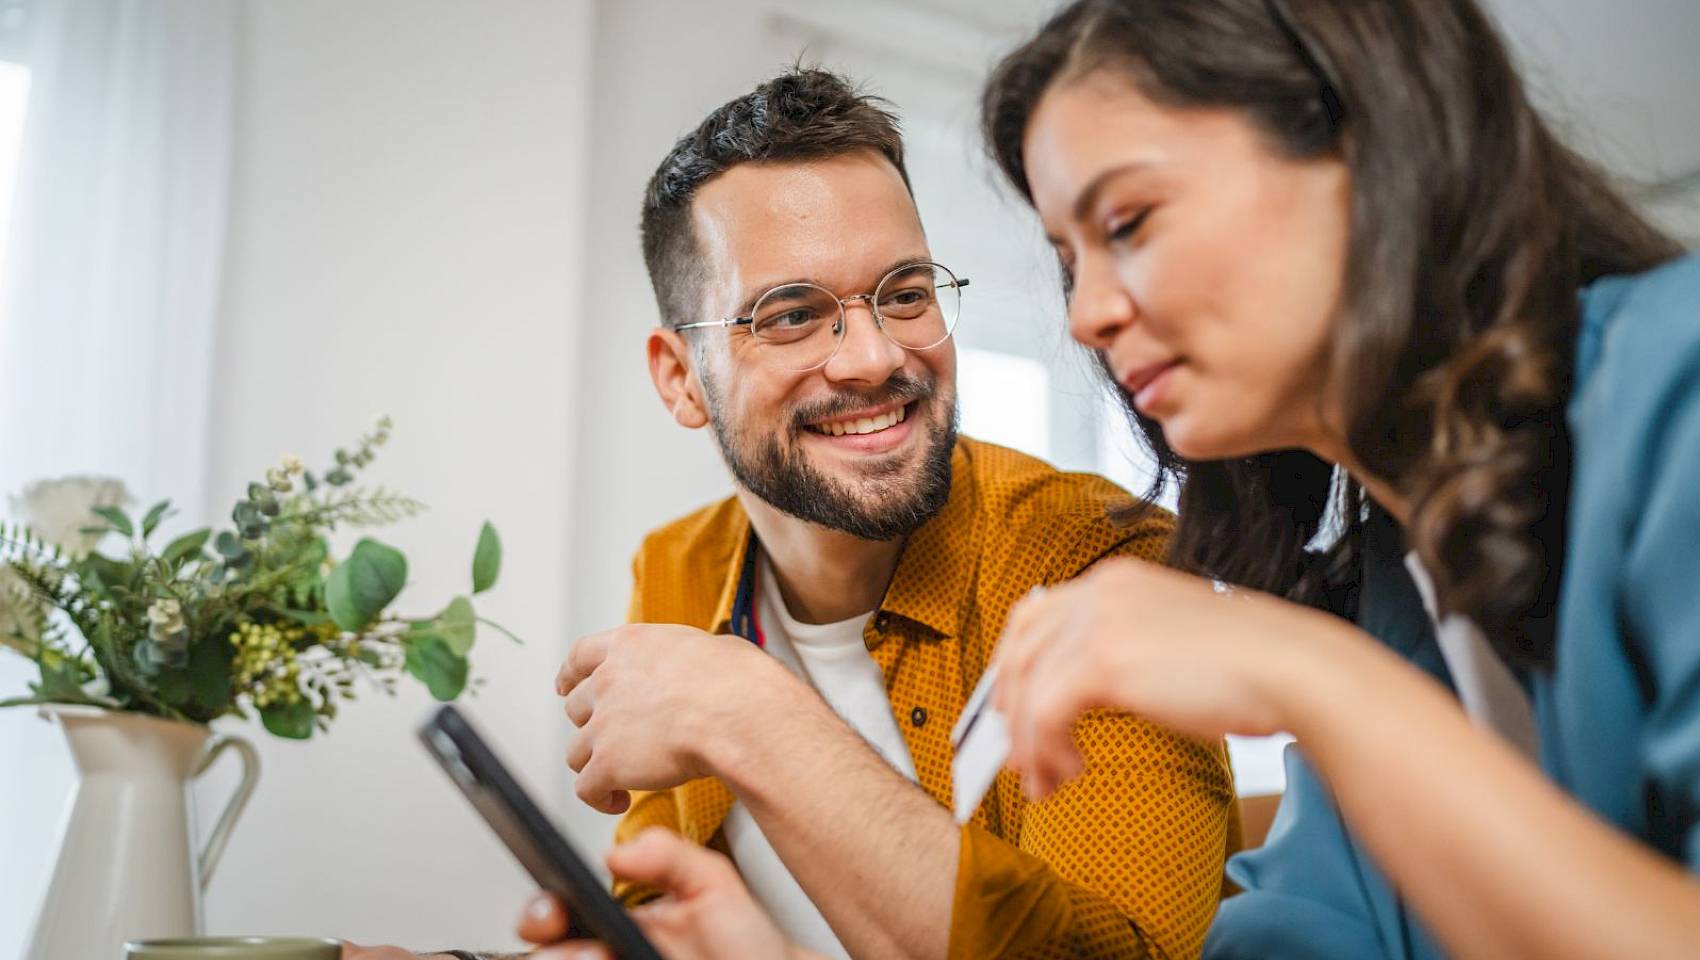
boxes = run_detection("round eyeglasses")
[675,260,969,373]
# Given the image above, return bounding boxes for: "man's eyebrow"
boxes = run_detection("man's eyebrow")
[729,253,934,318]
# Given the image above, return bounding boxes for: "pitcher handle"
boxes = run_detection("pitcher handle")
[192,733,261,891]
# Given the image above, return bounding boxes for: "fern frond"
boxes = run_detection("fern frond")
[283,486,426,530]
[1,521,66,566]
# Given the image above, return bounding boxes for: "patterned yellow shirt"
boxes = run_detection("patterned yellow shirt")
[616,437,1235,959]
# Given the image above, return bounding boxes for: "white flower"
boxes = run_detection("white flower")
[147,597,188,646]
[7,476,131,558]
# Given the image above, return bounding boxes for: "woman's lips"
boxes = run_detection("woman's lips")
[1120,360,1181,412]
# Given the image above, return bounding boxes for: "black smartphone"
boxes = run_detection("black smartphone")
[417,705,664,960]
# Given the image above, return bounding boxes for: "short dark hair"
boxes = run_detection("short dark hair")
[640,68,912,329]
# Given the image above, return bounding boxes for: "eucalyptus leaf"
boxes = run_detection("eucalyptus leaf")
[161,529,213,565]
[261,699,316,739]
[405,634,467,700]
[141,501,172,539]
[471,522,501,594]
[324,538,407,632]
[437,596,476,656]
[91,506,132,538]
[232,501,264,537]
[214,531,245,558]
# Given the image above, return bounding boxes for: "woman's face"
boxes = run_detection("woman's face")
[1023,70,1353,461]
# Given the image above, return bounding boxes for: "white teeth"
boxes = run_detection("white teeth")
[812,406,908,436]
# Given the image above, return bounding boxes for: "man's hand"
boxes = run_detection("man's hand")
[519,827,802,960]
[558,623,800,814]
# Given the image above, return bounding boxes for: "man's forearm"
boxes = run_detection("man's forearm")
[713,682,959,960]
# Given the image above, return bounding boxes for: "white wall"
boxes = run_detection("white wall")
[192,0,591,950]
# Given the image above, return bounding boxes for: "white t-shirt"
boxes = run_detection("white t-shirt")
[1404,553,1541,760]
[720,556,918,960]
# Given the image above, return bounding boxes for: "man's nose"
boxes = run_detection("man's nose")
[821,299,907,385]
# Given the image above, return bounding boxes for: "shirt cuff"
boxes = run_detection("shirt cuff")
[948,822,1074,960]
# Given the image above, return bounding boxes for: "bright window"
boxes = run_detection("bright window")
[957,347,1051,461]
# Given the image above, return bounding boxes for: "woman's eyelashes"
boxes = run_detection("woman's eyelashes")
[1106,207,1153,246]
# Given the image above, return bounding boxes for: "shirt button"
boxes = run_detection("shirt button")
[910,706,928,728]
[874,612,891,631]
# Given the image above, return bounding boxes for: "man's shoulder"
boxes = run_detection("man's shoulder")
[626,496,748,626]
[636,495,747,563]
[635,499,748,594]
[959,437,1173,575]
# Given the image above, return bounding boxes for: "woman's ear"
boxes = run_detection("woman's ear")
[648,328,710,429]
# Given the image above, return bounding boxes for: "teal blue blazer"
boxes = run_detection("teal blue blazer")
[1206,254,1700,959]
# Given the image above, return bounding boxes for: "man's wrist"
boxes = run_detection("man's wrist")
[706,657,827,791]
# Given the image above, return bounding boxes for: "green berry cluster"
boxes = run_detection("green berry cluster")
[229,621,304,708]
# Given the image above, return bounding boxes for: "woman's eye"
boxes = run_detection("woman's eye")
[1107,208,1152,244]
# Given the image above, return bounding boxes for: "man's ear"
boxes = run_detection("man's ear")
[648,327,711,430]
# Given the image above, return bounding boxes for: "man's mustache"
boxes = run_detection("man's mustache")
[789,374,934,431]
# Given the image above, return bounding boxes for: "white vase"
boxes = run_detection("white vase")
[23,705,259,960]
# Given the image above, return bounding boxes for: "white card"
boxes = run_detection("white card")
[951,664,1010,824]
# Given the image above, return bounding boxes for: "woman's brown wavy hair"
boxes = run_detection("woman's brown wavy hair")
[983,0,1681,667]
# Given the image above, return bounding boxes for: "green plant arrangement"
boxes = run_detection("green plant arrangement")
[0,417,512,739]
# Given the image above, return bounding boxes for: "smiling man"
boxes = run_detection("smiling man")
[546,69,1235,960]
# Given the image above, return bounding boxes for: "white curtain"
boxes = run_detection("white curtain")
[0,1,237,953]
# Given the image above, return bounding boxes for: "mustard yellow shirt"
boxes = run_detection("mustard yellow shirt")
[616,438,1235,959]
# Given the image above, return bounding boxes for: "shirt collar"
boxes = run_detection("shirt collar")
[875,441,980,639]
[708,510,755,640]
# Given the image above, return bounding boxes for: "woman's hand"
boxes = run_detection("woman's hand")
[993,558,1338,799]
[519,827,802,960]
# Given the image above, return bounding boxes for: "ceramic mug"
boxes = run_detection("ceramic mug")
[125,937,343,959]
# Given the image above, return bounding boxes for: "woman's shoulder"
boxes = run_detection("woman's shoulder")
[1576,253,1700,391]
[1567,252,1700,509]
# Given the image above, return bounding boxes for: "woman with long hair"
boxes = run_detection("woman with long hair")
[982,0,1699,957]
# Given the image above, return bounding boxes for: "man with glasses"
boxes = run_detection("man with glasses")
[553,67,1238,960]
[347,68,1233,960]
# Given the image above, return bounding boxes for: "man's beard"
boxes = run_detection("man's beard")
[704,369,957,542]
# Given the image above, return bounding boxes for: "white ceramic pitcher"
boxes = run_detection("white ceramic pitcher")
[23,705,259,960]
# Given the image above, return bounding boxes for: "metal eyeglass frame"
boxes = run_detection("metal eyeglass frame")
[674,259,970,373]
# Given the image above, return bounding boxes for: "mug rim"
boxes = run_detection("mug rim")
[125,936,342,957]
